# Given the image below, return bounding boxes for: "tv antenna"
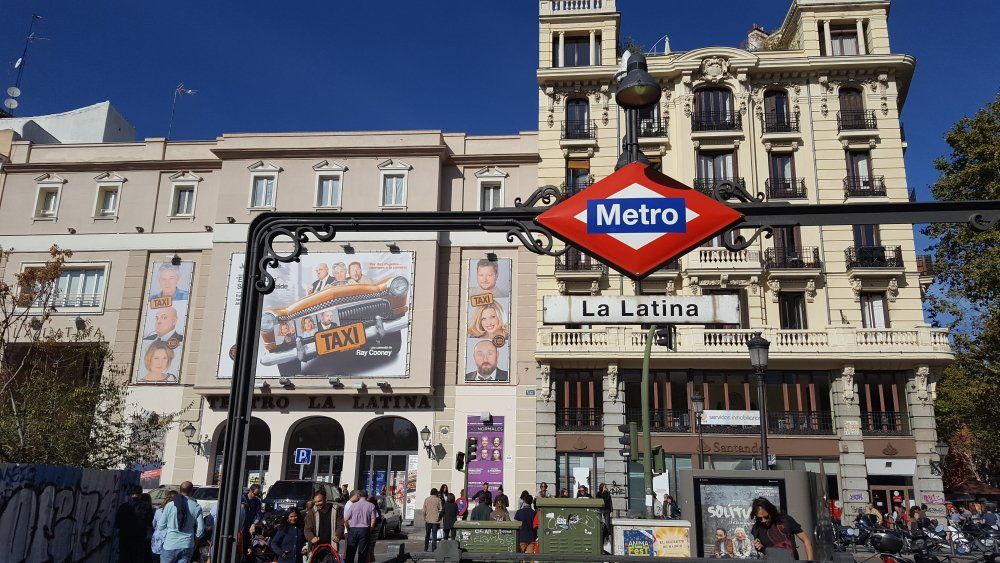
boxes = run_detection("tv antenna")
[5,14,45,117]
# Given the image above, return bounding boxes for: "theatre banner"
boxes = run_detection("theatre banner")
[694,478,784,557]
[467,415,505,496]
[136,260,195,383]
[218,251,415,378]
[465,258,512,383]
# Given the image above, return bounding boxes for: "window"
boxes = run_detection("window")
[769,153,793,181]
[95,186,119,217]
[52,267,107,308]
[704,289,749,328]
[250,175,276,208]
[480,181,502,211]
[830,25,860,56]
[565,159,590,194]
[563,36,590,67]
[696,151,735,182]
[564,99,590,138]
[860,292,889,328]
[172,185,196,216]
[316,175,342,208]
[772,226,801,253]
[778,293,807,329]
[381,174,406,207]
[853,224,881,247]
[35,187,60,218]
[763,90,791,131]
[693,88,737,130]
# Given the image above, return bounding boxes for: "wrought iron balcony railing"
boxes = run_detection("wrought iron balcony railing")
[768,411,834,435]
[845,245,904,269]
[561,178,594,196]
[765,177,807,199]
[638,117,668,138]
[861,411,909,436]
[692,110,742,132]
[838,110,878,131]
[693,177,746,197]
[555,249,607,273]
[555,407,603,431]
[764,246,821,269]
[562,119,597,140]
[844,176,887,197]
[762,111,799,133]
[626,408,691,432]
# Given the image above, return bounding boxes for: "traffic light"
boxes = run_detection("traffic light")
[617,422,638,462]
[654,327,673,347]
[455,452,465,471]
[467,438,478,462]
[652,445,666,475]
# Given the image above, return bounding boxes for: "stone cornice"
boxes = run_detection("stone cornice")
[448,153,541,166]
[1,159,222,173]
[210,145,449,160]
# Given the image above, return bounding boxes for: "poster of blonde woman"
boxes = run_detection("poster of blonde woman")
[136,260,194,383]
[465,258,512,383]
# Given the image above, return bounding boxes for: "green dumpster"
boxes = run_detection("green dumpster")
[454,520,521,553]
[536,497,606,555]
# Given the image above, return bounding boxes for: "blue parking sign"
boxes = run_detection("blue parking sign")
[294,448,312,465]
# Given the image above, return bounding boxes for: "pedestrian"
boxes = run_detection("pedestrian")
[340,484,351,503]
[495,485,510,510]
[240,484,265,560]
[713,528,734,558]
[439,484,450,501]
[471,492,492,521]
[423,487,444,551]
[538,482,549,499]
[661,494,680,519]
[749,496,814,560]
[270,509,306,563]
[155,481,205,563]
[576,484,592,498]
[491,498,511,521]
[116,484,154,563]
[151,490,176,561]
[304,488,344,556]
[456,489,469,521]
[442,493,459,540]
[479,482,493,507]
[343,490,377,563]
[365,492,382,563]
[199,502,217,562]
[558,488,571,498]
[514,493,536,553]
[596,483,613,539]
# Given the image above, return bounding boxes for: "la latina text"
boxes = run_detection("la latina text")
[582,299,700,318]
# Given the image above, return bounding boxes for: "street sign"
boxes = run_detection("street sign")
[542,294,740,325]
[536,162,744,279]
[294,448,312,465]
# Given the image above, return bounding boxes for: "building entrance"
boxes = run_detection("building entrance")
[285,417,345,483]
[357,417,418,514]
[213,418,271,488]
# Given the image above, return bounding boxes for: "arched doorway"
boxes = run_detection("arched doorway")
[213,418,271,488]
[357,417,418,499]
[284,417,345,483]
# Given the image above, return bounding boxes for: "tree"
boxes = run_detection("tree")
[0,245,180,469]
[924,92,1000,484]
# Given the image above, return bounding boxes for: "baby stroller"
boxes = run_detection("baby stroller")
[307,543,343,563]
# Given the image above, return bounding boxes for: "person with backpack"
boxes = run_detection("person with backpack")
[442,493,459,541]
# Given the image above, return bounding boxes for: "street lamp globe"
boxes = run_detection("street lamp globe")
[747,332,771,371]
[692,390,705,415]
[182,422,197,440]
[420,425,432,444]
[935,440,950,459]
[615,52,662,110]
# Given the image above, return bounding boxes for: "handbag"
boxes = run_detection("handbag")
[436,527,444,540]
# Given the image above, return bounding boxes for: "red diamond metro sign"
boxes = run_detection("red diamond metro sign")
[536,162,744,280]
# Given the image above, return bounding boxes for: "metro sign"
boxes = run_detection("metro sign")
[536,162,744,279]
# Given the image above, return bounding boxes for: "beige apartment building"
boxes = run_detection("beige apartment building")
[0,126,541,520]
[534,0,948,519]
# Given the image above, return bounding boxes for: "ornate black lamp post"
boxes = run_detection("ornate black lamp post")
[747,333,771,470]
[693,390,705,468]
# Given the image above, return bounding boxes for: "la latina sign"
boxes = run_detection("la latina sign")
[543,295,741,325]
[537,163,743,279]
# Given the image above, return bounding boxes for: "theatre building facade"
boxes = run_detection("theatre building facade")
[533,0,950,518]
[0,128,541,519]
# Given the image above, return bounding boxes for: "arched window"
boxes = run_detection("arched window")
[763,89,793,132]
[693,88,738,131]
[213,418,271,487]
[357,417,419,498]
[284,417,345,482]
[564,99,590,139]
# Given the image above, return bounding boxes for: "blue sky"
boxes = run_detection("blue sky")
[3,0,997,248]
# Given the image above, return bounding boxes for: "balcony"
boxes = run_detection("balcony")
[838,110,878,132]
[543,0,611,15]
[537,325,953,360]
[845,246,904,270]
[638,117,668,138]
[691,111,742,133]
[555,407,603,431]
[562,119,596,140]
[693,177,747,198]
[561,178,594,196]
[554,249,606,294]
[916,255,934,276]
[764,247,821,271]
[626,408,691,433]
[861,412,909,436]
[844,176,887,198]
[768,411,834,435]
[762,112,800,134]
[765,177,807,200]
[686,245,762,274]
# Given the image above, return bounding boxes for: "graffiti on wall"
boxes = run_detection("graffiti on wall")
[0,464,136,563]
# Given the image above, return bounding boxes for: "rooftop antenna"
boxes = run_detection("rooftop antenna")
[167,83,198,140]
[5,14,44,117]
[647,34,671,56]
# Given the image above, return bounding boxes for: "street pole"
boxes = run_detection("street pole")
[641,324,656,518]
[756,368,769,470]
[696,412,705,468]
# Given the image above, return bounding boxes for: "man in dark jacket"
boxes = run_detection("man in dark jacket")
[514,493,537,553]
[304,489,344,552]
[442,493,459,540]
[115,484,153,563]
[470,492,492,521]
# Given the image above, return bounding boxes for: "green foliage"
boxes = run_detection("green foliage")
[0,245,181,469]
[924,92,1000,482]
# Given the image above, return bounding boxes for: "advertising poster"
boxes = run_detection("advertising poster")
[621,527,690,557]
[405,454,418,520]
[467,415,505,495]
[218,251,415,378]
[465,258,512,383]
[695,478,784,557]
[136,261,194,383]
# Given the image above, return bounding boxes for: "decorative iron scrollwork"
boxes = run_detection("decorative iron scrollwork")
[256,224,336,292]
[970,213,998,231]
[487,185,569,257]
[712,180,765,204]
[721,225,774,251]
[513,185,564,208]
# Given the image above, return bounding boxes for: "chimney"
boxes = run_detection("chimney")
[746,23,769,52]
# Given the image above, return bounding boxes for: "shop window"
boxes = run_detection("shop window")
[557,452,604,498]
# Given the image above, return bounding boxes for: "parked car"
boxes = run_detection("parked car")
[192,485,219,514]
[263,480,341,515]
[146,484,191,506]
[375,495,403,539]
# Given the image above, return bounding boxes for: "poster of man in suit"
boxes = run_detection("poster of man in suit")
[465,258,512,383]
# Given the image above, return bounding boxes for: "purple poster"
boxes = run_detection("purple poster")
[467,415,505,497]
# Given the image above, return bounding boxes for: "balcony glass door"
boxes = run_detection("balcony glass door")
[860,292,889,328]
[565,99,589,138]
[696,152,734,182]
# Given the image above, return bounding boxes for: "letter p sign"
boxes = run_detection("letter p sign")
[294,448,313,465]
